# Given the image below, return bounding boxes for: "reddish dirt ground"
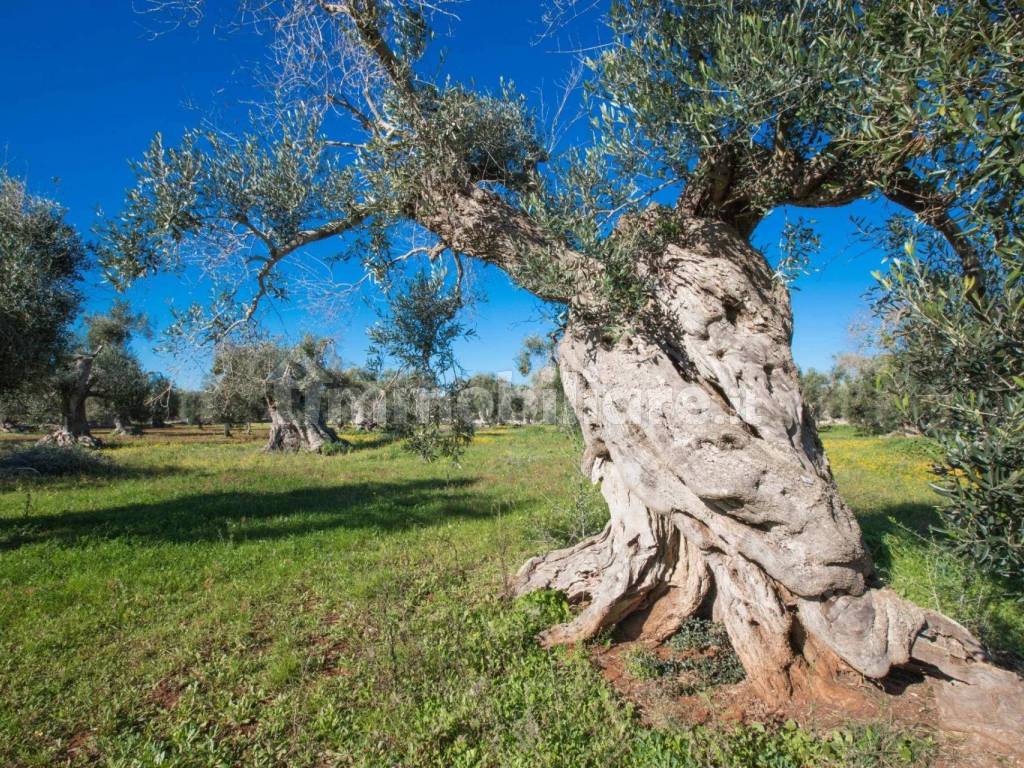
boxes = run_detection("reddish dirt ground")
[587,638,1018,768]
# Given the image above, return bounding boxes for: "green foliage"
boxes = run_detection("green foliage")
[626,618,745,694]
[513,334,575,429]
[623,646,668,681]
[398,395,474,463]
[931,404,1024,586]
[0,171,86,394]
[666,617,731,653]
[536,472,608,548]
[204,341,280,426]
[318,439,352,457]
[369,270,475,461]
[0,383,59,432]
[799,356,903,434]
[145,373,178,426]
[366,83,545,221]
[176,390,205,425]
[773,216,821,286]
[369,270,468,383]
[799,368,832,422]
[595,0,1021,219]
[872,216,1024,585]
[81,302,153,428]
[516,334,551,378]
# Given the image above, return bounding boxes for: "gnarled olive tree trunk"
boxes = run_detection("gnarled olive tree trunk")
[514,217,1024,748]
[264,396,350,453]
[38,352,101,449]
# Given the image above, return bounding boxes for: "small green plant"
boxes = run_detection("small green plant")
[626,618,746,694]
[675,653,745,695]
[318,439,352,456]
[624,647,679,681]
[538,474,608,547]
[666,617,731,652]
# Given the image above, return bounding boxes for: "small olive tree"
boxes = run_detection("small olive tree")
[368,270,473,460]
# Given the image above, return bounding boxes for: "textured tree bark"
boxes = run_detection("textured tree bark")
[264,398,350,453]
[514,217,1024,749]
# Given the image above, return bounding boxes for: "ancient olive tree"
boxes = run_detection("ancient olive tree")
[206,338,349,452]
[39,302,150,446]
[265,336,350,452]
[0,171,86,402]
[103,0,1023,747]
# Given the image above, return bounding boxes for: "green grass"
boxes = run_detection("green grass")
[821,425,1024,666]
[0,425,1016,766]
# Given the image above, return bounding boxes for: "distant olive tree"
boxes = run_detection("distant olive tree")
[37,302,149,446]
[205,337,349,452]
[516,334,572,428]
[0,171,86,398]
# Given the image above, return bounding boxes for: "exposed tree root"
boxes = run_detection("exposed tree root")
[37,428,102,449]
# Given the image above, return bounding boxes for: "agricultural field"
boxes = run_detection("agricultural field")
[1,426,1021,767]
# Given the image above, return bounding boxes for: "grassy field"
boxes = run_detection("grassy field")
[0,425,1020,767]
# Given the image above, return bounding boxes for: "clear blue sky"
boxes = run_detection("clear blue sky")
[0,1,895,388]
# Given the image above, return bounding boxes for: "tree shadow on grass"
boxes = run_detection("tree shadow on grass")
[0,444,183,487]
[341,434,401,452]
[0,477,490,551]
[858,500,939,537]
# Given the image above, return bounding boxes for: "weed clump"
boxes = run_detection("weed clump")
[625,618,745,694]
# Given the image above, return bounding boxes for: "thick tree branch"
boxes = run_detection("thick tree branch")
[411,187,589,305]
[229,210,370,334]
[882,172,986,291]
